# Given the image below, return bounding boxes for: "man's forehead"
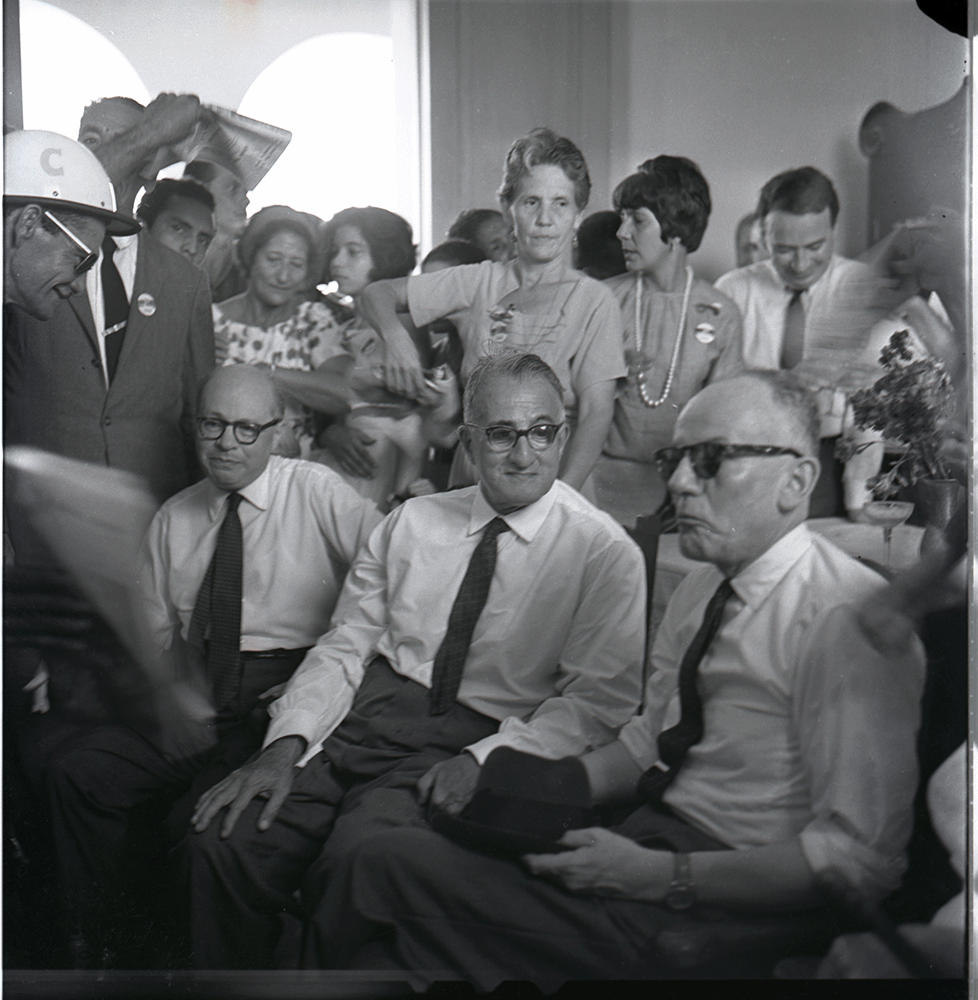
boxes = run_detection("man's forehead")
[764,208,833,244]
[476,376,563,423]
[79,99,143,144]
[675,380,772,442]
[158,197,215,232]
[202,375,277,420]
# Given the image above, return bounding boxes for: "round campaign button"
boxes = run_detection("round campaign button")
[137,293,156,317]
[694,323,715,344]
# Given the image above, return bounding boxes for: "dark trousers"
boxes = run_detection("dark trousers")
[188,658,498,969]
[330,804,732,991]
[44,651,304,960]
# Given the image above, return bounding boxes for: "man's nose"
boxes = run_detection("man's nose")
[668,454,701,495]
[508,434,535,466]
[66,273,87,296]
[216,425,238,449]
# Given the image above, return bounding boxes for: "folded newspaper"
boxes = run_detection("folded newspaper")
[5,447,215,756]
[143,103,292,191]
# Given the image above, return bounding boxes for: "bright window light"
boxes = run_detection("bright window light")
[238,33,397,226]
[20,0,150,137]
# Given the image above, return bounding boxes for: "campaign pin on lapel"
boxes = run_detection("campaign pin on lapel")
[694,323,715,344]
[137,293,156,317]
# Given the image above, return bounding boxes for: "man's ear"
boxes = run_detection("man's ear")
[555,420,571,458]
[458,423,476,465]
[777,454,820,512]
[13,204,43,243]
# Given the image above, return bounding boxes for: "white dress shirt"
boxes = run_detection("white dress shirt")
[140,455,381,653]
[619,523,924,900]
[266,480,646,766]
[85,232,140,387]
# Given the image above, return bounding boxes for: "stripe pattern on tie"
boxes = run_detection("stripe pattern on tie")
[188,492,244,711]
[638,577,734,803]
[429,516,511,715]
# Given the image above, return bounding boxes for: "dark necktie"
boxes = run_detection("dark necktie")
[101,237,129,383]
[638,577,734,803]
[188,492,244,711]
[780,288,805,370]
[429,517,511,715]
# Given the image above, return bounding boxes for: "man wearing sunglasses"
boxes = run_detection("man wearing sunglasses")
[5,100,216,573]
[44,364,380,966]
[4,130,139,322]
[186,352,646,969]
[327,371,924,988]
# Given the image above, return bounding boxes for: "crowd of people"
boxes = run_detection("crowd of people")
[2,90,968,985]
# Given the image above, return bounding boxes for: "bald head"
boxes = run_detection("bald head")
[78,97,144,151]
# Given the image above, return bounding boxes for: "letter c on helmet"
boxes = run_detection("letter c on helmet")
[40,148,64,177]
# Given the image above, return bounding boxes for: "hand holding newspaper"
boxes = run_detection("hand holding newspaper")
[140,103,292,191]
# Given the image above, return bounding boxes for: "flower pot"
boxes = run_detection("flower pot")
[914,478,966,558]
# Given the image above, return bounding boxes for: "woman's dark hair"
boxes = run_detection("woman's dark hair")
[322,207,417,283]
[136,178,214,228]
[573,211,627,279]
[423,240,487,270]
[613,155,712,252]
[237,205,322,276]
[756,166,840,226]
[497,128,590,211]
[447,209,502,244]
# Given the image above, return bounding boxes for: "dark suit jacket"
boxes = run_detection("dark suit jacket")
[4,236,215,565]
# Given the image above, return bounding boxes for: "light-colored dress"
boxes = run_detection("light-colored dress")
[583,272,743,526]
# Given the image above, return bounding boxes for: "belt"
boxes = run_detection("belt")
[239,647,312,661]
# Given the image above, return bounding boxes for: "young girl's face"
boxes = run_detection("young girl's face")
[330,225,375,298]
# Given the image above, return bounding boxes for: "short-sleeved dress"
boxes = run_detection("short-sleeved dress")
[583,271,744,526]
[406,260,625,424]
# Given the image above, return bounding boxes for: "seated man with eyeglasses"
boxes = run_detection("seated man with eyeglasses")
[321,370,926,990]
[186,352,647,969]
[44,364,380,967]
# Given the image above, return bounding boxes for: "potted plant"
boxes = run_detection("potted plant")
[837,329,963,549]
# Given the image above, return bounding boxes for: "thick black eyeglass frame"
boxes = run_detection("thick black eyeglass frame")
[655,442,803,481]
[465,422,565,452]
[196,417,282,445]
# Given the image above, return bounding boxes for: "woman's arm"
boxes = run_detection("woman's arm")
[359,278,426,399]
[270,358,353,417]
[560,379,616,491]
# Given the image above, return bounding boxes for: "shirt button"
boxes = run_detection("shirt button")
[91,358,99,367]
[103,416,112,426]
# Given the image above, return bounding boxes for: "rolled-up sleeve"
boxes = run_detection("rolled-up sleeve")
[794,604,925,900]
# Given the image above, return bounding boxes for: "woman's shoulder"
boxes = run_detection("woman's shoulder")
[691,276,740,319]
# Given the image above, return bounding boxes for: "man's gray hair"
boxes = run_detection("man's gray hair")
[737,369,821,456]
[462,352,565,424]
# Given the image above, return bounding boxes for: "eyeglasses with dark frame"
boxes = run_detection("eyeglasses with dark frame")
[196,416,282,445]
[465,422,565,452]
[43,211,99,275]
[654,442,803,481]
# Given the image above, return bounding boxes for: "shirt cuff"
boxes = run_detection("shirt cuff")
[263,709,325,766]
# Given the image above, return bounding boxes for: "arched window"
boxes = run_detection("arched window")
[20,0,150,136]
[238,33,400,226]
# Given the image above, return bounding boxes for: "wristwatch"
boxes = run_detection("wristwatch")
[665,852,696,911]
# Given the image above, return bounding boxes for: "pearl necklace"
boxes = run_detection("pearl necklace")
[634,264,693,408]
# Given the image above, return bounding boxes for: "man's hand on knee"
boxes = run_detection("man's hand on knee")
[417,752,480,816]
[191,735,306,838]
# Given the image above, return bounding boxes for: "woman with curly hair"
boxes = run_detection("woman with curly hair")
[360,128,625,491]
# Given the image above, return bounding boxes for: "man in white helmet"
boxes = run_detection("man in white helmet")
[3,130,139,321]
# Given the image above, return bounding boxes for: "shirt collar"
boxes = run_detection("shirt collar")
[468,480,560,543]
[728,522,813,609]
[203,456,276,519]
